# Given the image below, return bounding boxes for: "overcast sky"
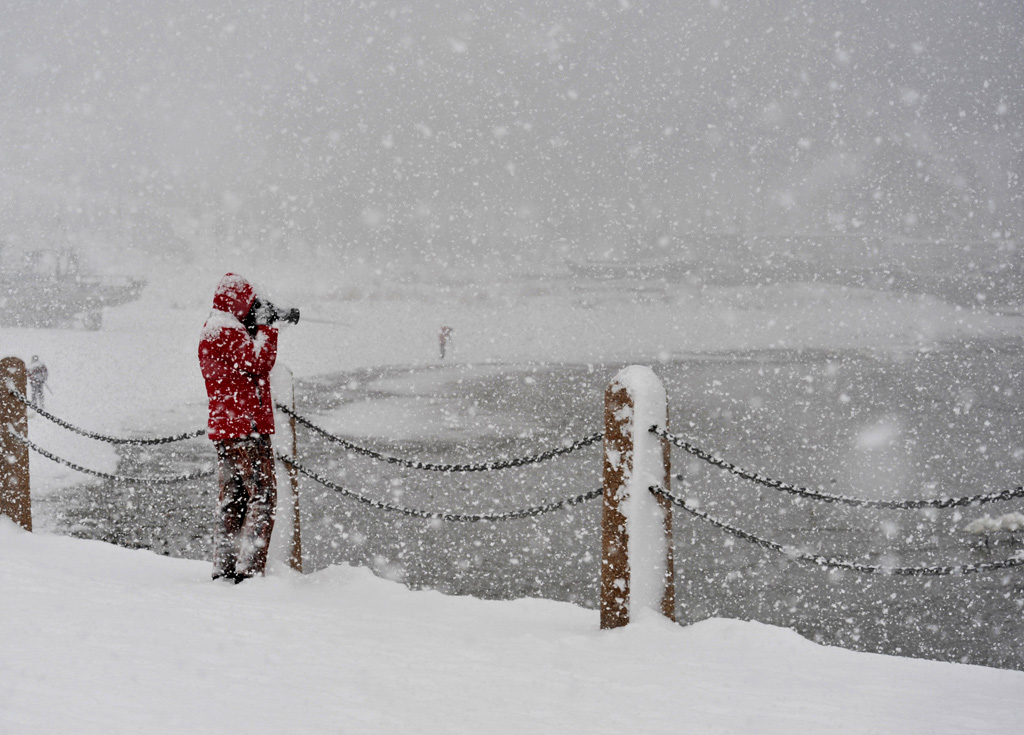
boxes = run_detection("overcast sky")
[2,0,1021,269]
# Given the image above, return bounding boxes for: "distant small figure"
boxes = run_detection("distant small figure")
[27,355,48,409]
[439,326,454,360]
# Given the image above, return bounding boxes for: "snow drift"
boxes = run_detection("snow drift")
[1,521,1022,735]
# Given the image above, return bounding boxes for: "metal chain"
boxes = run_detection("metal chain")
[650,484,1024,576]
[651,426,1024,510]
[278,452,603,522]
[277,401,603,472]
[4,384,206,445]
[7,427,215,485]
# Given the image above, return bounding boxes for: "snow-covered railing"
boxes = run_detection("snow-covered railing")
[5,384,206,445]
[6,429,215,484]
[275,400,604,472]
[651,426,1024,510]
[278,452,603,522]
[649,423,1024,580]
[2,380,600,468]
[0,358,306,572]
[5,354,1024,634]
[650,484,1024,577]
[0,356,610,588]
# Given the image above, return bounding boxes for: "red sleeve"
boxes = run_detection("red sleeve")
[242,326,277,377]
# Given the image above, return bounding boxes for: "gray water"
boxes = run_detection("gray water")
[43,339,1024,670]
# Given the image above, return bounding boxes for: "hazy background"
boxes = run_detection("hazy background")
[2,0,1022,278]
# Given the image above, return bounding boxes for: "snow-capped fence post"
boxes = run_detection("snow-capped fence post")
[600,365,675,629]
[0,357,32,531]
[270,365,303,573]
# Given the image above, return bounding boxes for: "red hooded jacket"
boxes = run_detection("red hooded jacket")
[199,274,278,441]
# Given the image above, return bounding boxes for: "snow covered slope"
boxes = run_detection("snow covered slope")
[1,521,1021,735]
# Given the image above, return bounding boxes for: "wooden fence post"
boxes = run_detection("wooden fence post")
[287,386,303,573]
[601,365,674,629]
[1,357,32,531]
[270,365,303,572]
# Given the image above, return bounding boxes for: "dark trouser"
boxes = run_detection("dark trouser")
[212,434,277,579]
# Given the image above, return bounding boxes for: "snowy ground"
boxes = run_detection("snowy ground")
[4,268,1024,731]
[2,520,1022,735]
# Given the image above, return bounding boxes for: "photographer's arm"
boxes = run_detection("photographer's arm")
[233,325,278,378]
[252,325,278,374]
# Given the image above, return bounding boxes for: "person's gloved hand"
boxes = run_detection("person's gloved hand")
[252,298,275,326]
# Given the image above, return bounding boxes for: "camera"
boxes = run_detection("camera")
[250,297,300,328]
[265,301,300,326]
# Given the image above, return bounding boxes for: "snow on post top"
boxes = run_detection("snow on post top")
[610,365,668,434]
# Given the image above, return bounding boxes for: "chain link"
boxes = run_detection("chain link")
[652,426,1024,510]
[277,401,603,472]
[4,384,206,445]
[278,452,603,522]
[6,427,215,485]
[650,484,1024,576]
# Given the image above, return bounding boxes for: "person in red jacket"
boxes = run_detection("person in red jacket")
[199,273,279,582]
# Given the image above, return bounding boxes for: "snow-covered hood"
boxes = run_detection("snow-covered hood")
[211,273,256,322]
